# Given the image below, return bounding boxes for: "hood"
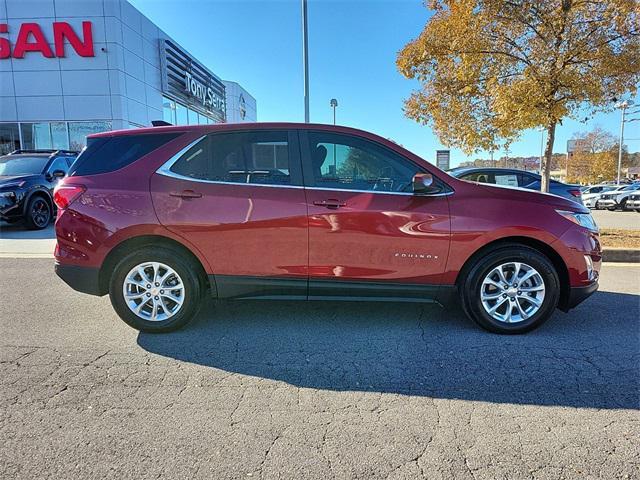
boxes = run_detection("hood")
[0,174,39,187]
[475,182,588,213]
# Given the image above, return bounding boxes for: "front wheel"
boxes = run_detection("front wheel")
[460,246,560,334]
[109,247,204,332]
[24,196,51,230]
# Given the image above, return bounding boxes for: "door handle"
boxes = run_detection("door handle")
[169,190,202,199]
[313,199,346,209]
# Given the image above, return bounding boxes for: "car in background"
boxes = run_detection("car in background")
[597,183,640,211]
[625,192,640,212]
[581,184,617,209]
[0,149,78,229]
[448,167,583,204]
[53,123,600,335]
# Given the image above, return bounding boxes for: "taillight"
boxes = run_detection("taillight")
[54,184,86,209]
[569,189,582,198]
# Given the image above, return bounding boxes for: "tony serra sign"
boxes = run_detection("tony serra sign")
[160,39,226,122]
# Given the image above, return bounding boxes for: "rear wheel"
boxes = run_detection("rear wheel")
[109,247,203,332]
[460,245,560,334]
[24,196,51,230]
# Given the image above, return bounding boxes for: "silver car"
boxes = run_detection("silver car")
[597,184,640,211]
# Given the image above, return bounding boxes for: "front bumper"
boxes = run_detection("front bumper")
[625,199,640,210]
[55,262,104,296]
[597,199,617,208]
[560,281,598,312]
[0,192,21,220]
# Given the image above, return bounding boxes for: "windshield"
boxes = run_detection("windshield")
[0,156,48,176]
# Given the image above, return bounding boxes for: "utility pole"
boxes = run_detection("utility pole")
[615,100,634,184]
[302,0,310,123]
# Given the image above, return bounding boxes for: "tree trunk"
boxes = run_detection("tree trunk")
[540,122,556,192]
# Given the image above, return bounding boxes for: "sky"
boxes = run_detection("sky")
[130,0,639,168]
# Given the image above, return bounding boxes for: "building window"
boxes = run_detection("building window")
[0,123,20,154]
[176,103,188,125]
[163,97,177,125]
[20,123,53,150]
[68,121,111,151]
[51,122,69,150]
[187,108,198,125]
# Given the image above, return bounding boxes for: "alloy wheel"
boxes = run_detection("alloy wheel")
[480,262,545,324]
[31,199,50,227]
[122,262,185,321]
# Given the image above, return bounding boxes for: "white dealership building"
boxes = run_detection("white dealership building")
[0,0,256,153]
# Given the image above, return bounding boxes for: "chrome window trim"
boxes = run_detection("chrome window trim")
[156,135,454,197]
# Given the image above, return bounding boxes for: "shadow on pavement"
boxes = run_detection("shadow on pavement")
[0,222,55,239]
[138,290,640,410]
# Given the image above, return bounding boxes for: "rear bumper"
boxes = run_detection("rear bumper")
[559,281,598,312]
[55,262,104,296]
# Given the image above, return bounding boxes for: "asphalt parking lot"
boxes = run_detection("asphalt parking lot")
[1,258,638,479]
[591,209,640,230]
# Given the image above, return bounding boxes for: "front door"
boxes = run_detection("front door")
[300,130,451,300]
[151,129,308,299]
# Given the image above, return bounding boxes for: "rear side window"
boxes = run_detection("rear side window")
[68,133,180,176]
[170,131,296,186]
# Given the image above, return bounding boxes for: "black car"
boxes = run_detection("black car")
[448,167,584,204]
[0,149,78,229]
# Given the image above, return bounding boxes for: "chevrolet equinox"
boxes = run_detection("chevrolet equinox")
[53,123,601,334]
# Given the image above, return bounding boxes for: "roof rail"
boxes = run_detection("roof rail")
[10,149,57,154]
[52,149,79,156]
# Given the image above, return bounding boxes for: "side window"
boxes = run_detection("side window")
[517,174,537,188]
[170,131,294,186]
[305,132,420,192]
[494,173,519,187]
[47,157,69,174]
[462,172,493,184]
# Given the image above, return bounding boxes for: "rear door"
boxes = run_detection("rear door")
[300,130,451,299]
[151,129,309,299]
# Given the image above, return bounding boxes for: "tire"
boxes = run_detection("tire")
[606,206,617,211]
[460,245,560,334]
[108,246,204,332]
[24,195,52,230]
[619,199,627,211]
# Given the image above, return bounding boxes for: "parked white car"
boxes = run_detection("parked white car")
[581,185,617,209]
[597,184,640,211]
[624,192,640,212]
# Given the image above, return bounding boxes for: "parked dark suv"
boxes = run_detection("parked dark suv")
[54,124,601,334]
[449,167,584,204]
[0,149,78,229]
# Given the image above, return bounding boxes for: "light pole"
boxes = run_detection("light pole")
[330,98,338,125]
[615,99,634,184]
[302,0,310,123]
[330,99,338,173]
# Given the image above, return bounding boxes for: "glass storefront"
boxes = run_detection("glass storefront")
[162,96,215,126]
[0,121,111,154]
[0,123,21,155]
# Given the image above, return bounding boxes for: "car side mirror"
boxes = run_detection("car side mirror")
[51,170,66,179]
[412,173,440,195]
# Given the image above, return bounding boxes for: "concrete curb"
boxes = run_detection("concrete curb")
[602,248,640,263]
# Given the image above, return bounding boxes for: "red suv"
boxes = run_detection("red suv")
[53,123,601,334]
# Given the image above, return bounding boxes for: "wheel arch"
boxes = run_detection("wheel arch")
[23,188,54,216]
[98,234,213,297]
[455,236,570,309]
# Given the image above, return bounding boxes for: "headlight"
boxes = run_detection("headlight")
[0,191,15,198]
[0,181,25,190]
[556,210,598,232]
